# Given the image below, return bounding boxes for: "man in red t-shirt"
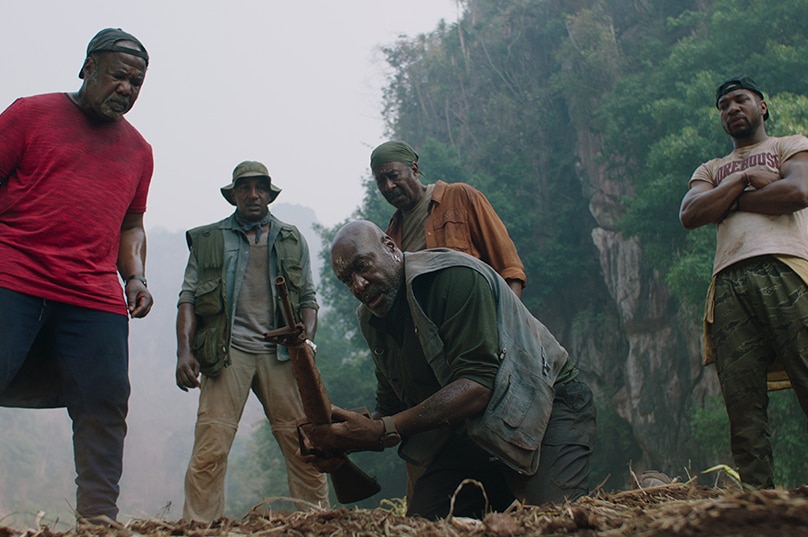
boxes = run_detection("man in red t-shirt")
[0,28,154,522]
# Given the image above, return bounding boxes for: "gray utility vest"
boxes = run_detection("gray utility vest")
[361,248,570,475]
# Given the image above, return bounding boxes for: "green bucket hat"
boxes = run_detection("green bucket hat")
[220,161,282,205]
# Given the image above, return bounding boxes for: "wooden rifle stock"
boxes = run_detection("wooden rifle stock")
[266,276,381,504]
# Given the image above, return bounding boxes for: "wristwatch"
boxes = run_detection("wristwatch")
[379,415,401,448]
[305,339,317,355]
[124,275,148,287]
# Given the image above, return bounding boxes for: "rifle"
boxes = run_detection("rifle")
[264,276,381,504]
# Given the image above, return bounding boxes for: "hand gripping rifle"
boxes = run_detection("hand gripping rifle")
[264,276,381,504]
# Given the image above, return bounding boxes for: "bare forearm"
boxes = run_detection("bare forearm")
[392,378,491,438]
[118,219,147,278]
[305,379,492,453]
[733,152,808,215]
[118,212,152,317]
[301,307,317,340]
[176,303,197,355]
[739,176,808,215]
[680,176,747,229]
[175,302,201,390]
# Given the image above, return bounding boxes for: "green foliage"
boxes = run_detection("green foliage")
[600,0,808,310]
[769,390,808,487]
[767,94,808,137]
[663,227,714,314]
[234,0,808,506]
[377,1,604,314]
[690,392,808,488]
[690,396,731,466]
[553,2,624,125]
[313,222,366,351]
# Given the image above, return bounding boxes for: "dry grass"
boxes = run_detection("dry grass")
[2,483,808,537]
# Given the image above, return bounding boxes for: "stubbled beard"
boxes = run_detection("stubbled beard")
[363,285,398,317]
[101,97,130,118]
[727,114,761,139]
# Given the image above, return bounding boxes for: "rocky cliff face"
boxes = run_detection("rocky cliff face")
[570,106,720,476]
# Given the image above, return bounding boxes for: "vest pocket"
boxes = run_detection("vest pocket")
[192,278,229,376]
[466,348,553,475]
[194,279,224,316]
[192,321,229,377]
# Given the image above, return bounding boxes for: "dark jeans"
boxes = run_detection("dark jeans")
[408,378,596,519]
[0,288,130,519]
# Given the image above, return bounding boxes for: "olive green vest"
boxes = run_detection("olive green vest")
[186,226,229,376]
[186,223,306,376]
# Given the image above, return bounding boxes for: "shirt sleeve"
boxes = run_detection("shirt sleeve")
[465,186,527,286]
[412,266,500,390]
[126,143,153,214]
[689,162,715,188]
[177,247,199,306]
[296,230,319,310]
[778,135,808,164]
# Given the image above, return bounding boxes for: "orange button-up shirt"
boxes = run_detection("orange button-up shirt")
[386,180,527,287]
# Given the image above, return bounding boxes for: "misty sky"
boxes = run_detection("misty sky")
[1,0,460,232]
[0,3,470,524]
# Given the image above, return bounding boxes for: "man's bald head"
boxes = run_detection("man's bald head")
[332,221,385,262]
[331,220,403,317]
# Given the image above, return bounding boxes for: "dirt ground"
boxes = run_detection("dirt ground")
[2,482,807,537]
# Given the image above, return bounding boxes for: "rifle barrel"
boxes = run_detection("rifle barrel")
[274,276,299,335]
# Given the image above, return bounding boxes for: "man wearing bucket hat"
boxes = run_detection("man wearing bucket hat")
[680,75,808,488]
[370,141,526,297]
[0,28,152,521]
[175,161,328,521]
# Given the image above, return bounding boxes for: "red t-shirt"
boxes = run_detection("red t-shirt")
[0,93,153,315]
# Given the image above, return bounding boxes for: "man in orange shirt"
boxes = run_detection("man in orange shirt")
[371,141,526,296]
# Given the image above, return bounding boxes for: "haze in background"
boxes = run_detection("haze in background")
[0,1,459,528]
[1,0,460,231]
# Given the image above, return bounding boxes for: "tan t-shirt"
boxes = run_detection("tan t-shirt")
[689,134,808,276]
[693,135,808,386]
[231,227,276,353]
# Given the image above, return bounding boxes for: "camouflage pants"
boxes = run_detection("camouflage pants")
[711,256,808,488]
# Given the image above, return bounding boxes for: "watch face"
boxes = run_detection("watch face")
[381,432,401,448]
[380,415,400,447]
